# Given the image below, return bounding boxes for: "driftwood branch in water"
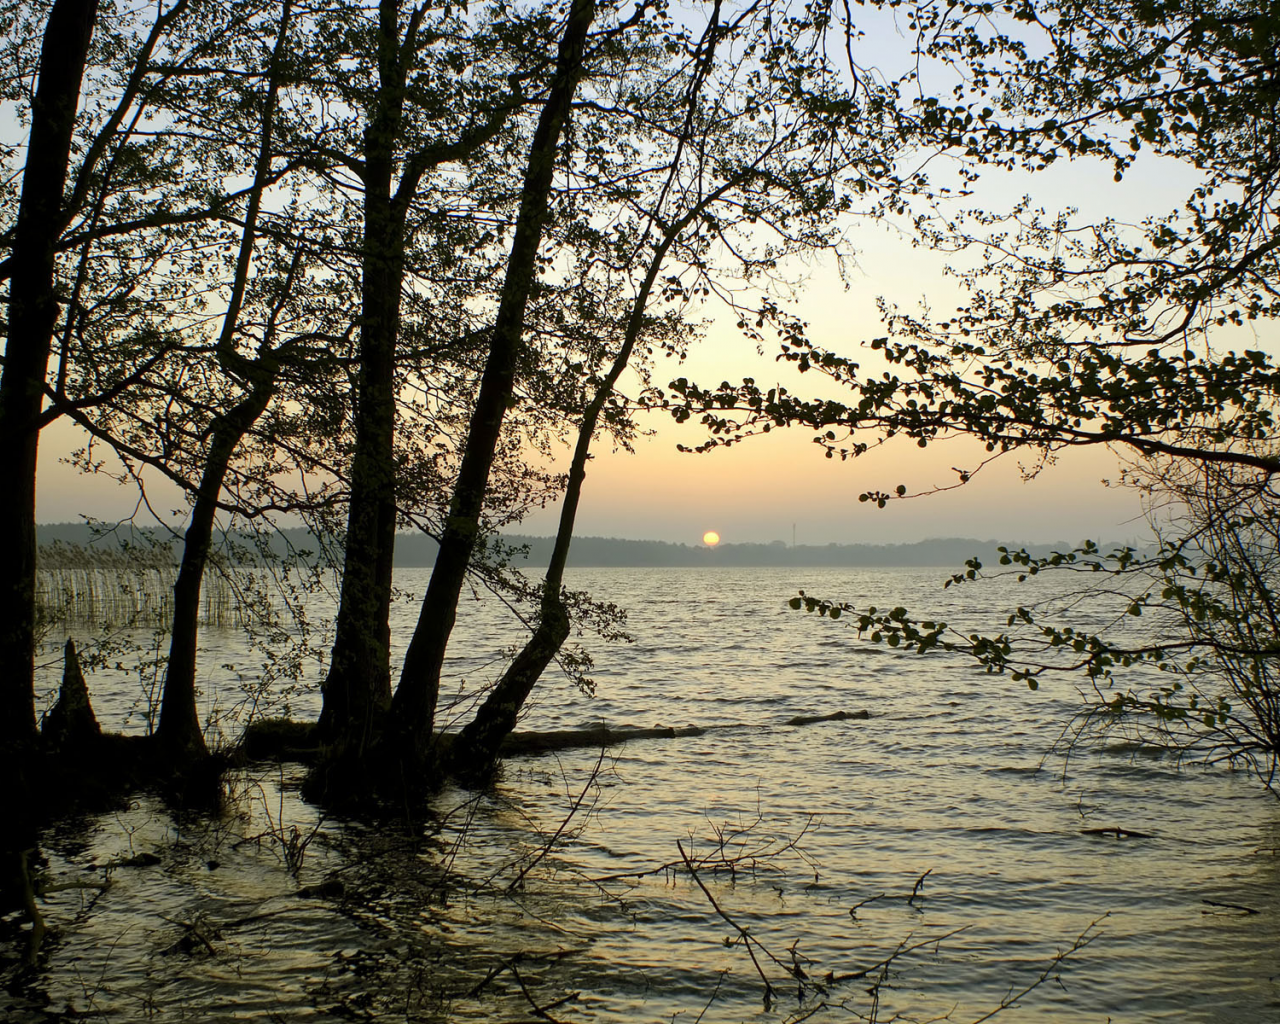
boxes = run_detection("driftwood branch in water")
[1081,826,1155,840]
[1201,898,1259,915]
[784,710,869,726]
[245,709,870,766]
[496,724,707,756]
[493,709,871,758]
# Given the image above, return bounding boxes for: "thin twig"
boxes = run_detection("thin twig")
[849,893,884,919]
[507,746,608,892]
[678,839,778,1008]
[692,970,728,1024]
[509,960,576,1023]
[907,868,932,906]
[968,915,1106,1024]
[830,927,968,983]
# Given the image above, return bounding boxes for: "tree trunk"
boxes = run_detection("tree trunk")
[318,0,412,751]
[41,639,101,751]
[392,0,597,756]
[444,190,690,781]
[446,598,570,782]
[155,1,292,761]
[155,384,274,758]
[0,0,98,750]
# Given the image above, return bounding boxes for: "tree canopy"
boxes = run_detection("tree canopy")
[654,0,1280,788]
[4,0,1278,793]
[2,0,935,794]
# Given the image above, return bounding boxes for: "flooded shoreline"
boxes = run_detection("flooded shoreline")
[8,568,1280,1022]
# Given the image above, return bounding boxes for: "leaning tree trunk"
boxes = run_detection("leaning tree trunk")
[445,194,702,781]
[392,0,597,757]
[155,384,274,758]
[0,0,98,749]
[443,582,570,783]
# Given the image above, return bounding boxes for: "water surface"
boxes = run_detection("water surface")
[8,567,1279,1022]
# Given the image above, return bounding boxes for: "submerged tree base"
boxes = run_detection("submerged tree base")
[8,733,228,824]
[2,732,228,931]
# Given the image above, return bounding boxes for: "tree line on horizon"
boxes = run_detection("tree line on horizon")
[3,0,1279,801]
[35,522,1148,569]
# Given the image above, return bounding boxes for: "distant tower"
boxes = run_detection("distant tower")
[792,522,796,548]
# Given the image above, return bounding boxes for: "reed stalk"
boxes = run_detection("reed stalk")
[36,541,242,628]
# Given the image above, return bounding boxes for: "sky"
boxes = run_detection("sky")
[528,134,1272,548]
[32,182,1160,549]
[31,152,1231,549]
[35,391,1149,547]
[25,7,1273,549]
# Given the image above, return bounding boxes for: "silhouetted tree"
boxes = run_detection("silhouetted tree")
[312,0,531,759]
[0,0,98,749]
[666,0,1280,790]
[391,0,599,758]
[442,0,912,778]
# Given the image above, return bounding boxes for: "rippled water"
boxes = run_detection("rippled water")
[8,567,1280,1022]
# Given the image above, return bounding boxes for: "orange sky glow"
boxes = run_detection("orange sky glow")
[30,125,1274,549]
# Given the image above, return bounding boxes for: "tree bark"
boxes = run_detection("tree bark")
[0,0,98,750]
[392,0,597,755]
[318,0,415,750]
[41,639,101,751]
[445,598,570,782]
[155,382,275,758]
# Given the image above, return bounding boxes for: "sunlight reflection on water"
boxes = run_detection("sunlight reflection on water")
[12,567,1280,1022]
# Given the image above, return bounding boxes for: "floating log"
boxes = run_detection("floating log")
[245,710,869,767]
[494,710,870,758]
[239,717,320,761]
[497,724,707,757]
[1081,826,1155,840]
[1201,898,1259,915]
[785,709,869,726]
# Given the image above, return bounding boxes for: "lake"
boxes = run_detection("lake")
[8,566,1280,1022]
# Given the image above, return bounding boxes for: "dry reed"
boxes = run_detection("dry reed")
[36,541,238,628]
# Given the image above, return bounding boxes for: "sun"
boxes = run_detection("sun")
[702,530,721,547]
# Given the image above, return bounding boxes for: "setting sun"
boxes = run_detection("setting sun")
[702,530,721,547]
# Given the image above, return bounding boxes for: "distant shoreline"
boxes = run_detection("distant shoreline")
[35,522,1151,570]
